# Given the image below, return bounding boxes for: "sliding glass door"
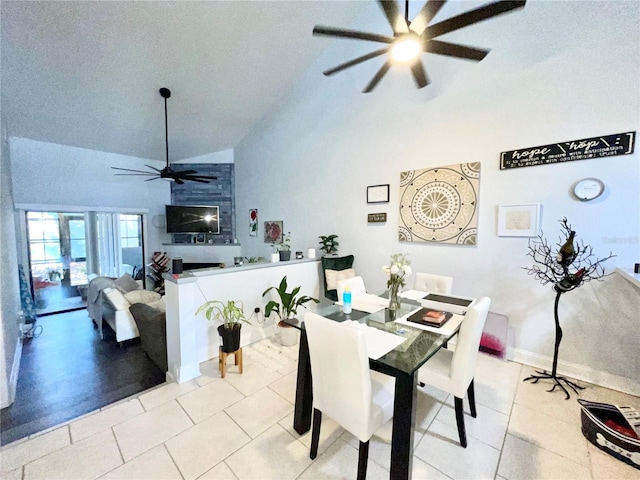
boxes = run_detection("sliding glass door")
[27,212,88,315]
[26,211,145,316]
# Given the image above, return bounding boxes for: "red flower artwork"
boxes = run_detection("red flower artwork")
[264,221,283,243]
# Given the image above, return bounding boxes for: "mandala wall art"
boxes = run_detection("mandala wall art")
[399,162,480,245]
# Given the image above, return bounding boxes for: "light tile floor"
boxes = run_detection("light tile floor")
[1,337,639,480]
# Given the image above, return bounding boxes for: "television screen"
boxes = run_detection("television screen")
[165,205,220,234]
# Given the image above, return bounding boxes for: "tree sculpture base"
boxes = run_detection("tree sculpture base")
[523,370,585,401]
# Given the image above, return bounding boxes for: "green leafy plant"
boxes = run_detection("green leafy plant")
[196,300,248,330]
[318,234,339,255]
[46,267,63,281]
[262,276,319,322]
[279,231,291,251]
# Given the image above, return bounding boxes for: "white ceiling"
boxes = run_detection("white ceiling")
[1,0,369,162]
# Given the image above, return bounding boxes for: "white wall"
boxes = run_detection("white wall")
[0,124,22,408]
[10,137,172,254]
[235,2,640,392]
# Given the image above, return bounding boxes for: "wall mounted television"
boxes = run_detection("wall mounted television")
[165,205,220,234]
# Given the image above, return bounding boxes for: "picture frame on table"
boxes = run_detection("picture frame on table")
[367,184,390,204]
[497,203,542,237]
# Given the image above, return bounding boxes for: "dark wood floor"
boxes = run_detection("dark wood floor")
[0,309,165,446]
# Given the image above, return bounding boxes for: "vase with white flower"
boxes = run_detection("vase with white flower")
[382,253,412,311]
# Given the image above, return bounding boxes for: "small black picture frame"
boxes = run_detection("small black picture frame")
[193,233,206,244]
[367,184,390,204]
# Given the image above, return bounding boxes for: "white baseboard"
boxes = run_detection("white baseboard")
[509,347,640,397]
[1,337,23,408]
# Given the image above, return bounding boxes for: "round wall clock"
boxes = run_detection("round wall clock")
[573,178,605,201]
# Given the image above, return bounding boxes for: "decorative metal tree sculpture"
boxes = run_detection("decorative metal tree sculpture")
[523,218,615,400]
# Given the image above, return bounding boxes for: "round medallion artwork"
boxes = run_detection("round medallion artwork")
[399,163,480,244]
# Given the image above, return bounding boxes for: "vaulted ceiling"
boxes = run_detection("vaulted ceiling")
[1,1,368,162]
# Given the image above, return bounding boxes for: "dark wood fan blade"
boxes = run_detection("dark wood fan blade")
[313,26,394,45]
[377,0,409,34]
[363,61,392,93]
[411,60,430,88]
[144,177,163,182]
[144,164,163,173]
[410,0,447,34]
[114,173,158,177]
[174,169,197,175]
[425,0,526,39]
[180,177,211,184]
[424,39,489,60]
[182,174,217,179]
[323,47,390,76]
[111,167,156,175]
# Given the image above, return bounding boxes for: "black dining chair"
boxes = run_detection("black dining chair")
[320,254,355,302]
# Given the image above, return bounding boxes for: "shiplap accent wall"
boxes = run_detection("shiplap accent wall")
[170,164,235,244]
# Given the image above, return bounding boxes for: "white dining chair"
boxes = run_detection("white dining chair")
[336,275,367,302]
[304,312,395,480]
[418,296,491,448]
[413,272,453,294]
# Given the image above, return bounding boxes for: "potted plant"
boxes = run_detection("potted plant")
[318,234,339,256]
[278,231,292,261]
[46,267,63,282]
[262,276,319,346]
[270,243,280,263]
[196,299,248,353]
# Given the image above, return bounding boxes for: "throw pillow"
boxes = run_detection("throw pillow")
[103,288,130,311]
[124,290,162,305]
[114,273,140,293]
[325,268,356,291]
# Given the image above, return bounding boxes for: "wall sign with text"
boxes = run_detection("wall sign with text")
[368,213,387,223]
[500,131,636,170]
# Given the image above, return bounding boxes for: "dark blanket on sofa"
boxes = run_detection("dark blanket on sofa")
[129,303,167,372]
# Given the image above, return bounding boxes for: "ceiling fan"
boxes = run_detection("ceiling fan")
[112,88,217,184]
[313,0,526,93]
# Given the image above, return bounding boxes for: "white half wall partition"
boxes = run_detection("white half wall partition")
[163,258,322,384]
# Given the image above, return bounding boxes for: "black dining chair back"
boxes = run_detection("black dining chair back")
[320,255,355,301]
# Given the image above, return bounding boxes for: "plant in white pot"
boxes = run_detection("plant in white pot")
[196,300,248,353]
[262,276,319,346]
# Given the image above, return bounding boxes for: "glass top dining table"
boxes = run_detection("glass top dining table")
[292,291,464,480]
[310,299,453,375]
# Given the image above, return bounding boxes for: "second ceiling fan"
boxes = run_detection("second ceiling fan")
[314,0,526,93]
[112,88,217,184]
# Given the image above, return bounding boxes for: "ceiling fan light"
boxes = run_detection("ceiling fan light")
[391,36,421,63]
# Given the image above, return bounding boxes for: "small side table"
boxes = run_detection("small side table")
[219,347,243,378]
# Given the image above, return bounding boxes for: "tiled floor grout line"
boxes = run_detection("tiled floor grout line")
[492,364,522,479]
[161,442,186,480]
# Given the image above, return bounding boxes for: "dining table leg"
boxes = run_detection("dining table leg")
[389,370,417,480]
[293,328,313,435]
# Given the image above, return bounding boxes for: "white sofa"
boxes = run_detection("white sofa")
[87,275,164,343]
[101,287,164,343]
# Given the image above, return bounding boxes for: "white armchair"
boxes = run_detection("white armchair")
[304,312,395,479]
[418,296,491,448]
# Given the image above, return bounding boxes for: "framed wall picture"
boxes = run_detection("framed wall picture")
[249,209,258,236]
[497,204,542,237]
[367,184,390,204]
[264,221,283,244]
